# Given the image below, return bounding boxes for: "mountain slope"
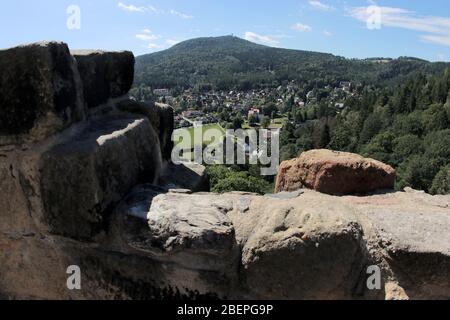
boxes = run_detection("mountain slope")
[134,36,449,90]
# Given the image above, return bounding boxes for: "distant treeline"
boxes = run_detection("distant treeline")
[134,36,449,91]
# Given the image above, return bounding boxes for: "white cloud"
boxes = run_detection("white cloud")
[291,23,312,32]
[421,35,450,47]
[135,28,164,51]
[118,2,146,12]
[135,29,181,50]
[135,28,161,41]
[117,3,192,20]
[349,6,450,47]
[323,30,333,36]
[136,33,160,41]
[166,39,181,46]
[148,5,163,14]
[145,43,161,50]
[244,32,279,46]
[118,3,164,14]
[309,0,334,11]
[349,6,440,33]
[170,9,193,19]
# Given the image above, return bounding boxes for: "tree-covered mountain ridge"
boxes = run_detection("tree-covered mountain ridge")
[134,35,449,90]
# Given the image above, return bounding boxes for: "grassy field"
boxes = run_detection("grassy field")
[269,117,288,129]
[174,118,285,151]
[242,117,287,130]
[174,123,225,149]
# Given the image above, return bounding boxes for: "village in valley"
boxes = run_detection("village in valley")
[132,80,357,133]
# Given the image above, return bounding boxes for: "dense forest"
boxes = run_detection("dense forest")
[206,165,274,195]
[281,68,450,194]
[134,36,448,91]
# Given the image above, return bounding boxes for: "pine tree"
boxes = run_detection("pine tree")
[318,123,331,148]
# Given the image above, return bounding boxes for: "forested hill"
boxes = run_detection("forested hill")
[134,36,449,90]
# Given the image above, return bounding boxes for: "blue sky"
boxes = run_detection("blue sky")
[1,0,449,61]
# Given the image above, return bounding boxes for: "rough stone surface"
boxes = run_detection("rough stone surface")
[158,162,209,192]
[2,177,450,300]
[107,189,450,300]
[342,191,450,299]
[107,188,242,298]
[39,115,162,240]
[148,193,236,254]
[275,149,396,195]
[112,190,367,299]
[233,192,367,299]
[154,102,175,160]
[0,42,85,144]
[116,99,174,160]
[72,50,135,109]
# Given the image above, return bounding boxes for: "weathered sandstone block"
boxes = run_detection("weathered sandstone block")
[155,102,175,160]
[39,115,162,240]
[109,188,241,298]
[232,192,367,299]
[275,149,396,195]
[72,50,135,109]
[343,191,450,299]
[0,42,85,144]
[116,100,174,160]
[112,190,368,299]
[148,193,237,255]
[108,188,450,300]
[158,162,209,191]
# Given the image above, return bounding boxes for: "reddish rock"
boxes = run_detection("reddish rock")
[275,149,396,195]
